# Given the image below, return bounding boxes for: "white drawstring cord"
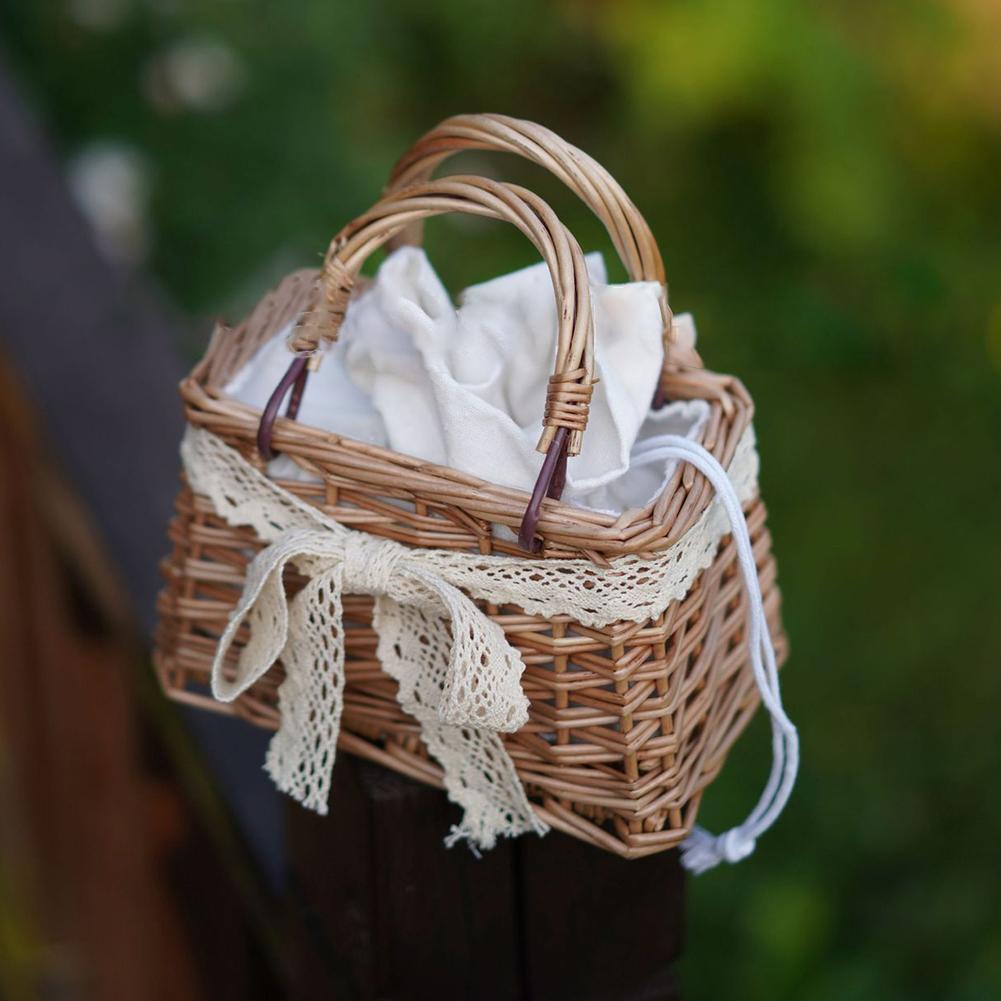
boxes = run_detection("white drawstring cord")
[629,435,799,874]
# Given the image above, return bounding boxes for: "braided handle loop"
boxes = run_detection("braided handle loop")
[291,175,594,459]
[384,113,704,378]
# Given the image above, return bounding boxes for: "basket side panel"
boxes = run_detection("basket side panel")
[155,483,785,858]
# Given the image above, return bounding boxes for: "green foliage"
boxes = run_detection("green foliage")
[3,1,1000,996]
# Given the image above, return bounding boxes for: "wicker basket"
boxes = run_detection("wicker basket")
[154,116,787,859]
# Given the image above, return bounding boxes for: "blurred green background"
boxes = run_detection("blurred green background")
[3,1,1000,998]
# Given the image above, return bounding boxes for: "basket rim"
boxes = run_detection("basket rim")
[180,269,756,562]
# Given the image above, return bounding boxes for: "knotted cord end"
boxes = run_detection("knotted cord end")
[680,826,757,875]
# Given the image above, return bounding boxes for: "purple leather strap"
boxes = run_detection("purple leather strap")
[256,355,310,460]
[518,426,570,552]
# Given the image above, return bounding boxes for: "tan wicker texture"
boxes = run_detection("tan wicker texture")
[154,118,786,858]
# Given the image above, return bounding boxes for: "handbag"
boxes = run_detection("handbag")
[155,116,797,869]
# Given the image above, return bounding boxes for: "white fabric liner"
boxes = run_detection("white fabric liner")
[225,248,710,515]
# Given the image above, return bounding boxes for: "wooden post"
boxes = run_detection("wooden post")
[283,764,683,1001]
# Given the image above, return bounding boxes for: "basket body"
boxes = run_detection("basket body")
[154,272,786,859]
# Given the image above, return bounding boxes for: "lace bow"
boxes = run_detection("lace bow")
[186,434,546,850]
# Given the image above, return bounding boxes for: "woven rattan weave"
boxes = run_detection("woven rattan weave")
[154,116,786,858]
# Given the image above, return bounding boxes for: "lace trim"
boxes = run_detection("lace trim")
[181,426,759,851]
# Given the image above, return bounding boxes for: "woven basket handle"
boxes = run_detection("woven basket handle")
[385,113,703,382]
[278,175,596,550]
